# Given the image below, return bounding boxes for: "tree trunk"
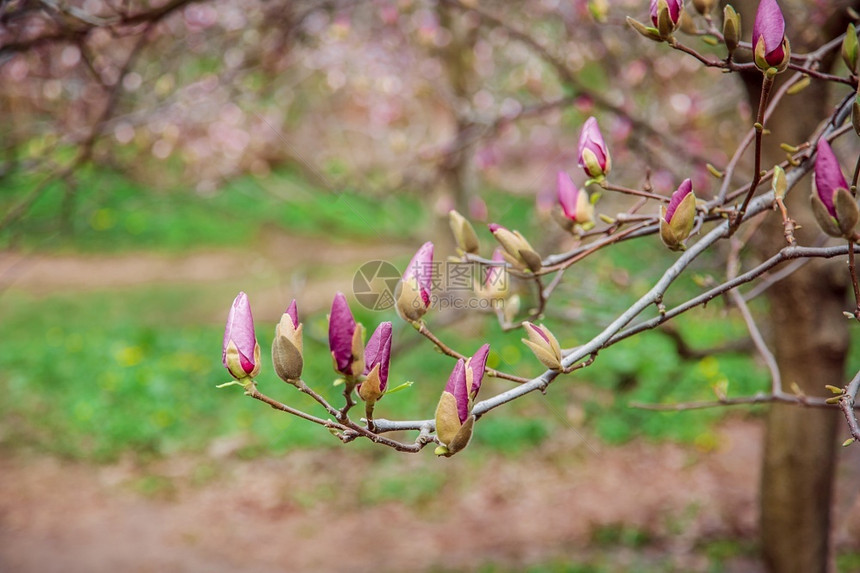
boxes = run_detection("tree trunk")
[734,2,855,570]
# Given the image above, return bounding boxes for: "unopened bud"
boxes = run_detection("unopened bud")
[449,210,480,255]
[522,322,564,370]
[272,300,304,383]
[772,165,787,200]
[723,5,740,54]
[853,90,860,137]
[660,179,697,251]
[489,223,542,272]
[843,23,858,74]
[626,16,664,43]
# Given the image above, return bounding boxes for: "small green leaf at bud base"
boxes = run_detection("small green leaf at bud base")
[843,438,856,448]
[449,210,480,255]
[723,5,741,54]
[843,23,858,74]
[626,17,664,43]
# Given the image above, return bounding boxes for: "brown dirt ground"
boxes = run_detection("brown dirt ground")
[1,419,859,573]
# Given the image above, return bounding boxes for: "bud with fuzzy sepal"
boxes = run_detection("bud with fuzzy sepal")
[434,360,475,456]
[328,292,365,383]
[853,88,860,137]
[449,210,480,255]
[578,117,611,181]
[810,139,859,239]
[358,321,392,421]
[272,299,303,384]
[396,242,434,323]
[752,0,790,73]
[843,23,858,74]
[434,344,489,456]
[222,292,261,382]
[522,322,563,370]
[650,0,684,38]
[723,5,741,55]
[626,16,665,43]
[660,179,697,251]
[489,223,542,272]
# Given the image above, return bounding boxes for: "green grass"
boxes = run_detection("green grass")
[0,166,428,252]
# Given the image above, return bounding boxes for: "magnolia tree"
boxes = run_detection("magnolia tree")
[220,0,860,457]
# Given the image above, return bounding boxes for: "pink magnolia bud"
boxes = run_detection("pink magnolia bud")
[557,170,594,227]
[358,321,393,403]
[396,242,434,322]
[466,343,490,400]
[811,139,858,238]
[753,0,790,72]
[650,0,683,31]
[660,179,697,251]
[222,292,261,380]
[434,359,475,456]
[328,292,365,379]
[577,117,611,180]
[272,299,303,383]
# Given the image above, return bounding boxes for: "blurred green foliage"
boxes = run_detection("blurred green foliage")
[0,167,427,252]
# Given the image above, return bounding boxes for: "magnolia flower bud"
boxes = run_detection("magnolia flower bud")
[811,139,858,238]
[396,242,434,322]
[578,117,611,180]
[660,179,697,251]
[723,5,741,54]
[853,90,860,137]
[328,292,365,381]
[465,343,490,401]
[522,322,563,370]
[650,0,684,38]
[771,165,787,200]
[556,170,594,229]
[843,23,858,74]
[222,292,261,380]
[489,223,542,272]
[272,299,303,383]
[358,321,392,404]
[752,0,790,73]
[434,359,475,456]
[449,210,480,255]
[626,16,665,43]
